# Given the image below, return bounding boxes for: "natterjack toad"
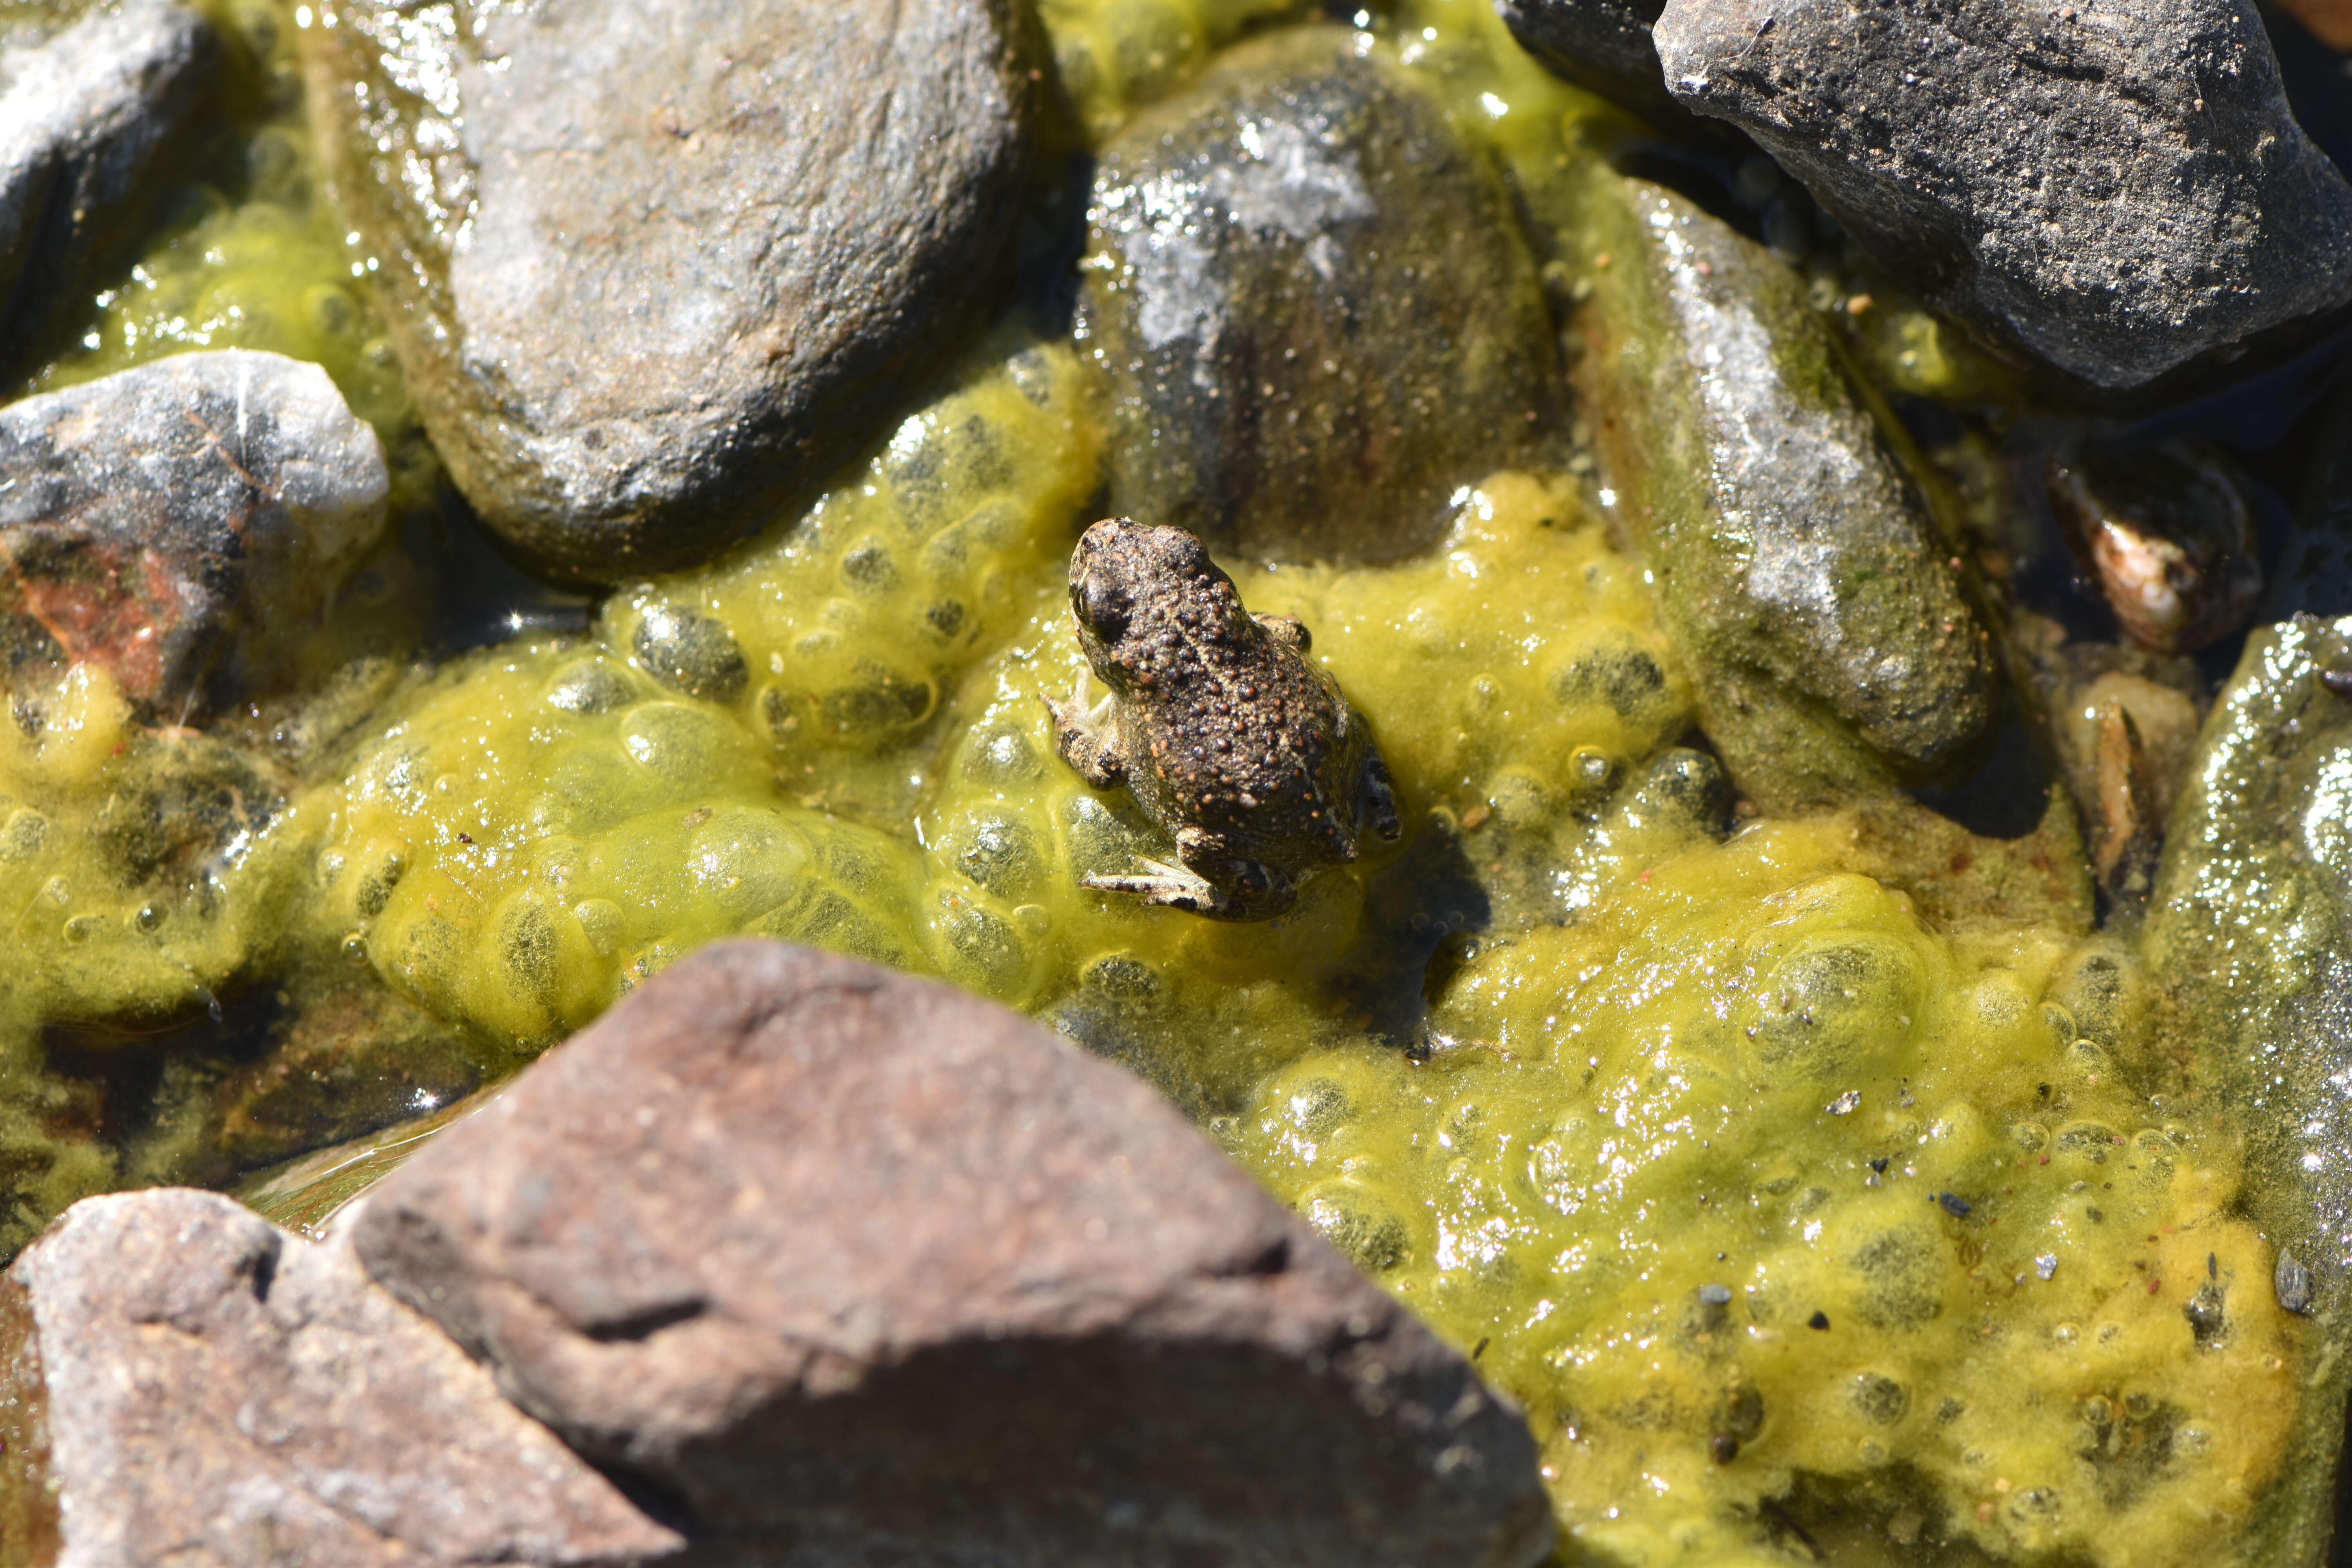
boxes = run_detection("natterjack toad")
[1048,519,1400,919]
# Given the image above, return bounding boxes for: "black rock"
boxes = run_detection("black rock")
[1078,25,1563,564]
[1496,0,1738,141]
[303,0,1044,584]
[0,350,390,716]
[0,0,224,377]
[1653,0,2352,389]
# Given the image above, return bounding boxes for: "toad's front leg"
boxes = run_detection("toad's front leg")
[1045,673,1126,790]
[1082,825,1298,921]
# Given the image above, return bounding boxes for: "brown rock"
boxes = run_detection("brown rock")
[0,1187,676,1568]
[354,939,1553,1567]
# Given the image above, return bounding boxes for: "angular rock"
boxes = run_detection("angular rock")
[0,1188,677,1567]
[0,0,224,377]
[303,0,1043,584]
[1078,25,1562,564]
[1496,0,1728,139]
[2144,613,2352,1564]
[1654,0,2352,390]
[354,939,1553,1568]
[1569,175,1998,808]
[0,350,390,717]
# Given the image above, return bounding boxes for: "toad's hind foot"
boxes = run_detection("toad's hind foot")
[1083,855,1296,921]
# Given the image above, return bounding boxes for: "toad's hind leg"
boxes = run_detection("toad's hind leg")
[1082,826,1298,921]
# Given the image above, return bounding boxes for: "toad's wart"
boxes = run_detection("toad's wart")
[1049,518,1399,919]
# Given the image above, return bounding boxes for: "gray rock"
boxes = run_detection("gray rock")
[1078,25,1563,564]
[0,0,223,377]
[302,0,1042,585]
[0,1187,677,1567]
[1654,0,2352,390]
[353,939,1553,1568]
[0,350,390,717]
[1568,174,1998,809]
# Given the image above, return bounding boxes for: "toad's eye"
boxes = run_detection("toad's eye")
[1074,574,1133,641]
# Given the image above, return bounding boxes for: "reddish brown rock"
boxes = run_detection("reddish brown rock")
[0,351,389,717]
[0,1187,677,1568]
[354,939,1553,1568]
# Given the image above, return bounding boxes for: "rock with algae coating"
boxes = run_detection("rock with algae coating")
[1078,24,1563,564]
[303,0,1044,584]
[353,939,1555,1568]
[0,1187,677,1567]
[1568,175,1998,810]
[2143,612,2352,1568]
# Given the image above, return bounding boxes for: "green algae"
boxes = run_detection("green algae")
[0,0,2339,1563]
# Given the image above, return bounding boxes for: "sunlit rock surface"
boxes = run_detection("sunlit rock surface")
[1568,175,1998,808]
[354,940,1555,1568]
[1655,0,2352,390]
[0,1187,676,1567]
[302,0,1044,583]
[1078,24,1563,563]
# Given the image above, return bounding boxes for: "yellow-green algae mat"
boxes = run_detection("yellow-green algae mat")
[0,0,2344,1564]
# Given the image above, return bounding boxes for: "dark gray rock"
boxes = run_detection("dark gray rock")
[0,350,390,717]
[1496,0,1731,139]
[353,939,1553,1568]
[1654,0,2352,390]
[0,1188,677,1567]
[2145,613,2352,1566]
[1569,174,1999,809]
[0,0,223,377]
[1078,25,1563,564]
[302,0,1043,585]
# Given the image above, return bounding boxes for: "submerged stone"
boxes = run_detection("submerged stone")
[303,0,1044,584]
[0,1188,677,1566]
[1078,25,1562,564]
[1568,175,1997,809]
[1653,0,2352,390]
[0,350,390,719]
[0,0,225,377]
[354,940,1555,1568]
[2144,613,2352,1564]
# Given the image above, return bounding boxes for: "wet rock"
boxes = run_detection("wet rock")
[353,939,1553,1568]
[1569,176,1998,810]
[2145,613,2352,1563]
[2265,383,2352,619]
[0,1187,677,1566]
[0,0,224,377]
[303,0,1043,585]
[2039,439,2261,653]
[0,350,390,718]
[1078,25,1562,564]
[211,968,483,1170]
[1653,0,2352,390]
